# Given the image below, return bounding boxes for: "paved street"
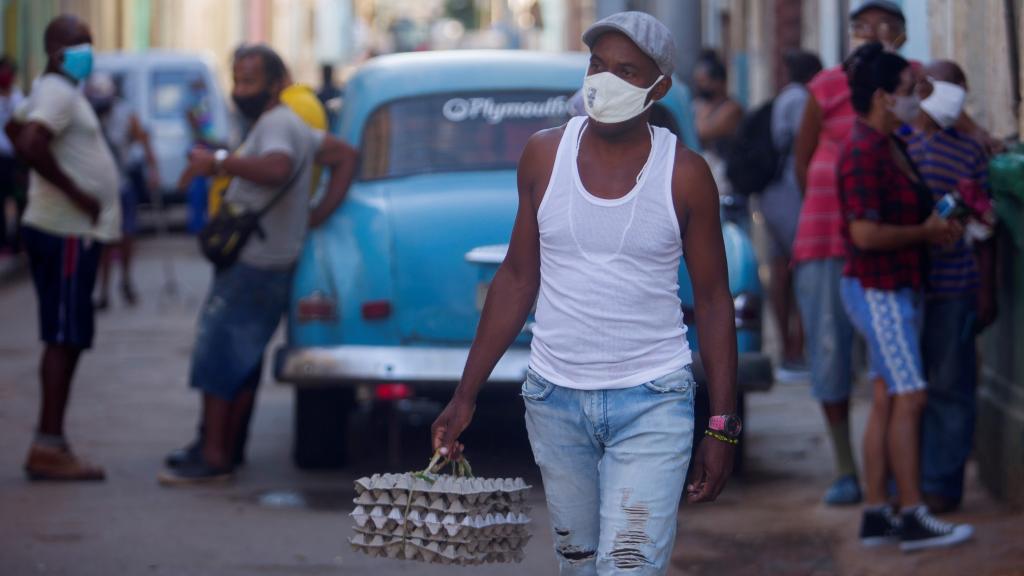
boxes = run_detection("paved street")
[1,236,1022,576]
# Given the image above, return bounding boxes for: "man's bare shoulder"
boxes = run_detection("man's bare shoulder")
[672,142,714,185]
[671,142,719,222]
[523,124,566,160]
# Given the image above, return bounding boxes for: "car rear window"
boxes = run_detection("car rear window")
[359,91,572,180]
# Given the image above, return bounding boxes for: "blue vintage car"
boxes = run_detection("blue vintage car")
[274,50,772,468]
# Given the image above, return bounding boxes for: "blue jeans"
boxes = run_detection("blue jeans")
[794,259,855,402]
[523,366,696,575]
[921,294,977,503]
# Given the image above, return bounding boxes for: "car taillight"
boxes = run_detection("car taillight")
[296,291,337,323]
[361,300,392,320]
[733,292,762,330]
[375,382,413,401]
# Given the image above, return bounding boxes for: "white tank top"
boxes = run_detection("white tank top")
[529,116,692,390]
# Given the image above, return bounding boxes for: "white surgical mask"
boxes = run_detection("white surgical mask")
[921,80,966,129]
[889,93,921,125]
[582,72,663,124]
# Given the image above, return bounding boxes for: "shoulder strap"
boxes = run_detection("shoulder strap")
[255,162,304,219]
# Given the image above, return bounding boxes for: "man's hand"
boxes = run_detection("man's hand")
[430,395,475,460]
[71,191,101,224]
[187,148,217,176]
[685,436,735,503]
[177,148,216,190]
[922,212,963,247]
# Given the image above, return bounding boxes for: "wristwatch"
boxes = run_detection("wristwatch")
[708,414,743,439]
[213,148,229,174]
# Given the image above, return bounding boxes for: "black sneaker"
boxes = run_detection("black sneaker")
[164,440,202,469]
[165,438,245,469]
[157,459,233,486]
[899,506,973,552]
[859,505,902,547]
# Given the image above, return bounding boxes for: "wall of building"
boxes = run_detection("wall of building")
[925,0,1020,139]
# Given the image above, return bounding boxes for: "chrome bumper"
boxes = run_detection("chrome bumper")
[275,345,773,393]
[274,345,531,386]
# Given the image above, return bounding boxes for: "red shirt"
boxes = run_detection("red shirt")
[793,66,854,262]
[838,120,930,290]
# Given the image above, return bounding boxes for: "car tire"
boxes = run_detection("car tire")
[292,388,355,469]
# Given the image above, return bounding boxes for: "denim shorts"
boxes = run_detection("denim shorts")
[794,258,854,402]
[189,263,291,400]
[523,366,695,575]
[839,278,925,396]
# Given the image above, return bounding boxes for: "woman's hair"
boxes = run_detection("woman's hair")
[845,42,910,114]
[784,49,823,85]
[696,48,727,82]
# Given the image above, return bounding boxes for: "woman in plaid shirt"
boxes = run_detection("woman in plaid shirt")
[836,43,972,552]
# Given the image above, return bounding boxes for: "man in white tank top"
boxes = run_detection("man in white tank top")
[432,12,740,575]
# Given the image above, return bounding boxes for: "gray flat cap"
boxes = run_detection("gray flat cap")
[582,11,675,77]
[850,0,905,22]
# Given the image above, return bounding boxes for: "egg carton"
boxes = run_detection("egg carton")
[354,473,530,502]
[349,533,529,565]
[350,506,530,535]
[352,520,531,542]
[352,524,531,547]
[352,489,530,513]
[349,531,530,552]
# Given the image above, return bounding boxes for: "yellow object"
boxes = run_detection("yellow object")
[208,84,328,217]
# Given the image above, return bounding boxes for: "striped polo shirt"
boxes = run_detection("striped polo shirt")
[906,127,989,296]
[793,66,853,263]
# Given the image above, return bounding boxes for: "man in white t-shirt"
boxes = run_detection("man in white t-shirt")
[5,14,119,481]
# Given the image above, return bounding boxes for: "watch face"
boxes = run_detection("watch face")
[725,415,743,437]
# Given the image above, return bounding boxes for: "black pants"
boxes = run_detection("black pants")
[0,156,27,251]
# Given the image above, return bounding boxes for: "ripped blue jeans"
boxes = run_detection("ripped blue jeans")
[523,366,695,575]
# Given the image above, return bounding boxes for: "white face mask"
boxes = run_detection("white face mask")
[889,93,921,125]
[582,72,663,124]
[921,80,966,129]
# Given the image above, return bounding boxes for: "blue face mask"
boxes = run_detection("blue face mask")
[61,44,93,81]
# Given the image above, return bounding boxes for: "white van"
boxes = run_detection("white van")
[94,51,231,201]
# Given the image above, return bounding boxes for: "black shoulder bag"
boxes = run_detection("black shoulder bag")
[198,170,300,271]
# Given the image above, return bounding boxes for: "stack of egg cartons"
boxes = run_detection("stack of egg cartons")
[349,473,531,565]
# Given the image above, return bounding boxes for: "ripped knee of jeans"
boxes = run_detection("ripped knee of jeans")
[554,528,596,565]
[610,488,654,570]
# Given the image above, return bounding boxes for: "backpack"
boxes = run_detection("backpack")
[725,99,784,196]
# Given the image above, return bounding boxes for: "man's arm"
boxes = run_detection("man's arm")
[848,214,961,251]
[674,147,737,504]
[955,112,1004,156]
[178,148,293,190]
[128,114,161,191]
[8,120,99,222]
[794,96,822,194]
[696,100,743,145]
[309,135,358,228]
[430,129,558,457]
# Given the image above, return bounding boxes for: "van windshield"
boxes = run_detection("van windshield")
[150,69,210,121]
[359,91,572,181]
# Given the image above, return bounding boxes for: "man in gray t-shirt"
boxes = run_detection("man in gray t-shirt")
[159,44,358,485]
[225,104,322,269]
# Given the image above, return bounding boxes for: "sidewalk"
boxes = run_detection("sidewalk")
[669,379,1024,576]
[0,252,25,284]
